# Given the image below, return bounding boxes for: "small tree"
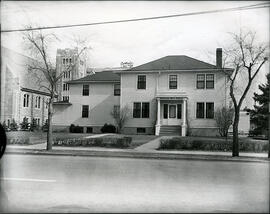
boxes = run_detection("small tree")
[24,29,89,150]
[111,105,130,133]
[249,72,269,136]
[215,107,234,137]
[20,117,30,130]
[9,119,18,131]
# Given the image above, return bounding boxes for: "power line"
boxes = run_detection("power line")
[1,2,269,33]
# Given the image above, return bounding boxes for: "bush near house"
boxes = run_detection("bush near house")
[101,123,116,133]
[53,136,132,148]
[69,124,84,133]
[158,137,268,153]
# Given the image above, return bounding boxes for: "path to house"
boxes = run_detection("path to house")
[134,136,170,151]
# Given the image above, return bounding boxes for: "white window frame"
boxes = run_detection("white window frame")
[136,74,147,90]
[168,74,179,90]
[196,73,215,90]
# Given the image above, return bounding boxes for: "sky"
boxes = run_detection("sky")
[1,1,269,107]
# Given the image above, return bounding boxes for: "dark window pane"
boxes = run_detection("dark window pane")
[206,102,214,118]
[169,105,176,118]
[82,105,89,118]
[86,127,93,133]
[114,84,120,96]
[133,102,141,118]
[196,102,205,118]
[83,85,89,96]
[137,75,146,89]
[206,74,214,89]
[142,102,149,118]
[163,104,168,119]
[169,75,177,89]
[137,128,146,133]
[177,104,182,119]
[197,74,205,89]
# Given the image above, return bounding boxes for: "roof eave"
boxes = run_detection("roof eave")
[114,68,232,73]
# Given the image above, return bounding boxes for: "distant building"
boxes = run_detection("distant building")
[0,46,49,128]
[55,48,87,102]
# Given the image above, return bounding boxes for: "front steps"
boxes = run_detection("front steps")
[159,125,182,136]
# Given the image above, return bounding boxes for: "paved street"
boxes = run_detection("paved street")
[0,154,269,213]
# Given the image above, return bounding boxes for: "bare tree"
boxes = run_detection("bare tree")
[223,30,269,157]
[215,107,234,138]
[111,105,131,133]
[24,29,89,150]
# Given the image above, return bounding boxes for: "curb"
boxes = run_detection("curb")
[5,148,270,163]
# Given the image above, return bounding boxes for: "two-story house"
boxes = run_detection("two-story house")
[53,48,233,136]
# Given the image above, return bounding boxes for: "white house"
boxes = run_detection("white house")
[53,48,238,136]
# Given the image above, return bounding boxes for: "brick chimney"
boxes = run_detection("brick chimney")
[216,48,222,68]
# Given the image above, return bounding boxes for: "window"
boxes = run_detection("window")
[197,74,205,89]
[35,96,41,108]
[196,102,205,118]
[206,102,214,118]
[87,127,93,133]
[137,128,146,133]
[197,74,214,89]
[177,104,182,119]
[82,105,89,118]
[114,84,120,96]
[133,102,150,118]
[45,98,49,109]
[169,75,177,89]
[169,105,176,118]
[163,104,168,119]
[196,102,214,119]
[206,74,214,89]
[137,75,146,89]
[133,102,141,118]
[23,94,29,107]
[142,102,149,118]
[62,58,65,64]
[113,105,120,117]
[82,84,89,96]
[63,96,69,102]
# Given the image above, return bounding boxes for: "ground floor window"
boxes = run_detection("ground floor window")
[133,102,150,118]
[82,105,89,118]
[86,127,93,133]
[196,102,214,119]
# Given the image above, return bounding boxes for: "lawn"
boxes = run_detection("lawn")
[6,131,158,148]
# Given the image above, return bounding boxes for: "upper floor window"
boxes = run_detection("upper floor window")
[196,102,214,119]
[114,83,120,96]
[82,84,89,96]
[63,83,69,91]
[206,74,214,89]
[196,74,214,89]
[197,74,205,89]
[45,98,49,109]
[23,94,30,107]
[82,105,89,118]
[169,75,177,89]
[137,75,146,89]
[133,102,149,118]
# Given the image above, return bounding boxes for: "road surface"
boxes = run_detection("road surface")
[0,154,269,213]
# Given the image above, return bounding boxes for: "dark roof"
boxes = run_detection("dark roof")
[128,55,217,71]
[68,70,120,84]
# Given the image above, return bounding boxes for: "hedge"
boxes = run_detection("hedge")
[53,136,132,148]
[158,137,269,153]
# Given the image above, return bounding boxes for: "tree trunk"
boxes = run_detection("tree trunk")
[232,108,240,157]
[46,100,53,151]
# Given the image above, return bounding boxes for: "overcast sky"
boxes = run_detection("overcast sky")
[1,1,269,107]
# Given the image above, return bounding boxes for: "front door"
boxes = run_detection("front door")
[162,103,182,125]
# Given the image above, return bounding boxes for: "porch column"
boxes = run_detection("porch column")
[155,98,161,135]
[182,98,187,136]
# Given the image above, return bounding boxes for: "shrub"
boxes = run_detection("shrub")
[158,137,268,153]
[20,117,30,130]
[69,124,84,133]
[53,136,132,148]
[10,119,18,131]
[101,123,116,133]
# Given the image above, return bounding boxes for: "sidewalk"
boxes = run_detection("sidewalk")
[5,141,269,163]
